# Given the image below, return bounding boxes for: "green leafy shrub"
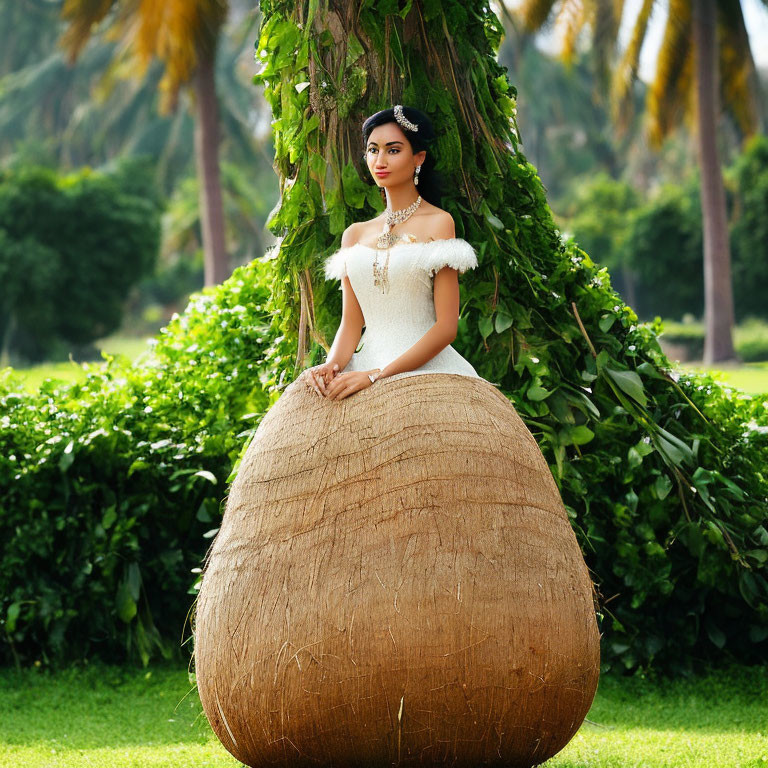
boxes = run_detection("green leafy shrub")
[611,180,704,321]
[0,255,274,666]
[558,173,639,274]
[734,317,768,363]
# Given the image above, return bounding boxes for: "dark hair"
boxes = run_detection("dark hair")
[361,106,444,208]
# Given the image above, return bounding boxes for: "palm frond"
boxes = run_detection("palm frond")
[134,0,228,112]
[647,0,691,149]
[61,0,228,114]
[610,0,655,134]
[59,0,115,62]
[717,0,761,140]
[556,0,587,67]
[515,0,561,32]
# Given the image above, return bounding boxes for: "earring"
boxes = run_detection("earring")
[414,165,421,186]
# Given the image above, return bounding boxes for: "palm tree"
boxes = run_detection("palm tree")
[58,0,231,286]
[0,4,280,283]
[514,0,764,363]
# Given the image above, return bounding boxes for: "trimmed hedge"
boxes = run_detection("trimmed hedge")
[1,254,275,666]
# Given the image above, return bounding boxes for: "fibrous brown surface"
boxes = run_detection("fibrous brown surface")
[194,373,600,767]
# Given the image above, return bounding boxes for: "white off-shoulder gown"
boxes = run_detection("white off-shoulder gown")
[323,237,483,383]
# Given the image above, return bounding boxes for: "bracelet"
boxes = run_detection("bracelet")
[367,369,381,384]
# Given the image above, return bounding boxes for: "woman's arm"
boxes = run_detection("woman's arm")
[374,215,460,381]
[325,224,365,371]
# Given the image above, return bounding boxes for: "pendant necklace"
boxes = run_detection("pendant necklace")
[373,195,422,294]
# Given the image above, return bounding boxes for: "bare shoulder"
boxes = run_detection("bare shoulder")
[424,208,456,240]
[340,221,362,248]
[408,199,453,232]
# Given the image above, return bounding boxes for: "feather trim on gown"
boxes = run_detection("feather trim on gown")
[323,237,478,285]
[323,248,348,282]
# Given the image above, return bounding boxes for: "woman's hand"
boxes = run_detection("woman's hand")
[324,369,380,401]
[300,361,340,396]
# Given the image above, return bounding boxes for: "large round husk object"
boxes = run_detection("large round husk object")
[194,372,600,768]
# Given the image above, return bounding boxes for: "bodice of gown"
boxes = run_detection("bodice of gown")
[323,237,483,383]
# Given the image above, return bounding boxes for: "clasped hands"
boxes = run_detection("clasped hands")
[300,360,381,401]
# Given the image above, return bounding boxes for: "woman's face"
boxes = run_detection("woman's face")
[365,122,426,189]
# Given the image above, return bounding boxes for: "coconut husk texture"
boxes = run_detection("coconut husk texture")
[193,372,601,767]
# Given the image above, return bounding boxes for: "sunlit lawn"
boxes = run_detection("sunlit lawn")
[0,661,765,767]
[678,360,768,397]
[3,335,155,392]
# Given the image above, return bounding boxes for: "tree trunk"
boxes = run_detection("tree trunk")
[0,310,15,368]
[621,264,637,309]
[194,42,229,287]
[692,0,736,364]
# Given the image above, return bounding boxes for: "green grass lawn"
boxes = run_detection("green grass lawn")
[678,360,768,397]
[3,335,156,392]
[0,661,765,767]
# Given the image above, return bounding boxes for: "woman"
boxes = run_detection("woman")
[300,104,483,401]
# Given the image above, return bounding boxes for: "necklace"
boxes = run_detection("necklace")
[373,195,422,293]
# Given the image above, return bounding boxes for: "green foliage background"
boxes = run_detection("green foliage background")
[729,134,768,321]
[560,135,768,327]
[0,157,162,363]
